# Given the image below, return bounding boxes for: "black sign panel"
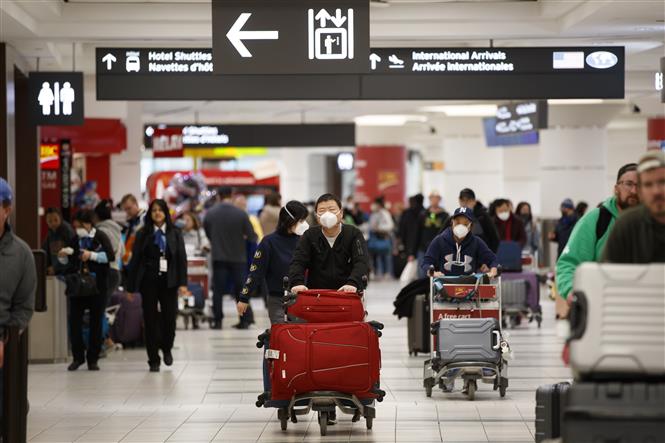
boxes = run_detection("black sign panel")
[29,72,84,125]
[212,0,369,75]
[495,101,548,135]
[144,124,355,148]
[96,46,624,100]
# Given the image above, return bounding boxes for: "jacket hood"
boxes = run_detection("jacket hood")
[603,196,620,218]
[98,219,122,234]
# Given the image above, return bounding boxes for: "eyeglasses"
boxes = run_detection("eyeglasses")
[617,180,638,190]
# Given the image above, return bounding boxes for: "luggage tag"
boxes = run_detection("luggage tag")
[265,349,280,360]
[159,257,168,273]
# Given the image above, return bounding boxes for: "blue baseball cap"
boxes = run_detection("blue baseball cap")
[0,178,13,204]
[452,206,474,222]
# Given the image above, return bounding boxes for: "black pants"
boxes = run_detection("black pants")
[141,274,178,366]
[212,260,254,325]
[69,293,106,364]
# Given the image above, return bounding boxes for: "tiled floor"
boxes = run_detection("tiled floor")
[27,279,571,442]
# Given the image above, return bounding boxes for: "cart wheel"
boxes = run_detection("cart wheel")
[366,416,373,430]
[318,411,328,436]
[500,385,507,398]
[467,380,477,401]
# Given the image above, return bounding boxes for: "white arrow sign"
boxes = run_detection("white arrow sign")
[369,53,381,70]
[226,13,279,58]
[102,53,117,70]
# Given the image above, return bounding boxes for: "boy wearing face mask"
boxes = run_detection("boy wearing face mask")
[237,201,310,325]
[422,207,498,278]
[289,193,369,295]
[492,198,527,248]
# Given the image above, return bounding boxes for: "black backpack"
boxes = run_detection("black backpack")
[595,206,613,244]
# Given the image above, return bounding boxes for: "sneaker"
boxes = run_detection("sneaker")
[67,360,85,371]
[149,364,160,373]
[87,362,100,371]
[232,323,250,330]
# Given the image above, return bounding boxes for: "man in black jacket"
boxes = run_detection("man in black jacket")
[43,207,79,276]
[604,151,665,263]
[458,188,500,253]
[289,193,369,294]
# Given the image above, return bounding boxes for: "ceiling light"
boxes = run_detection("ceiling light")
[420,104,498,117]
[547,99,604,105]
[354,114,427,126]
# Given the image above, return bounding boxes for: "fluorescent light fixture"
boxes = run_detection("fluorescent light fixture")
[354,114,427,126]
[547,99,604,105]
[420,104,498,117]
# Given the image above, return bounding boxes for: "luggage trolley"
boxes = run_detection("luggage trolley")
[501,251,543,329]
[255,277,384,436]
[423,267,510,400]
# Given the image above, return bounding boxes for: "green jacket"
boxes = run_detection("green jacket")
[556,196,619,299]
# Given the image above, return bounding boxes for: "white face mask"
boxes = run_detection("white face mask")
[497,211,510,221]
[294,221,309,236]
[319,212,338,229]
[453,224,470,239]
[76,228,89,238]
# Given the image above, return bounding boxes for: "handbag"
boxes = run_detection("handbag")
[65,264,99,298]
[399,260,418,285]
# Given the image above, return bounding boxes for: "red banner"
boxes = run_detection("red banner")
[354,146,406,212]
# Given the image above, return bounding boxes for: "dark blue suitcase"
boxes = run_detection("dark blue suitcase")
[496,241,523,272]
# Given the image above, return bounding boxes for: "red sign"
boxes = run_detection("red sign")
[354,146,406,212]
[151,127,184,158]
[40,143,60,170]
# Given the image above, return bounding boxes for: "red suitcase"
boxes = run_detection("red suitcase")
[266,322,383,401]
[285,290,365,323]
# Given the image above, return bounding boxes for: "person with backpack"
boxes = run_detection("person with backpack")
[555,163,640,302]
[458,188,500,253]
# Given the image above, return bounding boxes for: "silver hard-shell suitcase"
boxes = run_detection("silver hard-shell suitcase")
[569,263,665,380]
[434,318,502,365]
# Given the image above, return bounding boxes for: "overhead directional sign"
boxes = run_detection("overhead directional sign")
[211,0,370,75]
[96,46,624,100]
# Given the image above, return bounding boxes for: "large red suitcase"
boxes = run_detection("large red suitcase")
[285,290,365,323]
[266,322,382,401]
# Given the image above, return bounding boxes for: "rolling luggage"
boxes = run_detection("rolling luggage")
[284,290,365,323]
[569,263,665,380]
[264,322,384,402]
[561,382,665,443]
[408,294,430,356]
[496,241,522,272]
[501,279,529,312]
[534,382,570,443]
[433,318,502,365]
[501,271,540,312]
[110,291,143,346]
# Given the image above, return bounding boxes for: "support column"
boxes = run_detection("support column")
[111,102,143,201]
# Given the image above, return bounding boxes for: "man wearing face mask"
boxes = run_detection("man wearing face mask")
[492,198,527,248]
[421,207,498,278]
[556,163,639,303]
[289,193,369,295]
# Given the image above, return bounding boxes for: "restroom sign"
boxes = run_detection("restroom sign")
[29,72,84,126]
[212,0,369,75]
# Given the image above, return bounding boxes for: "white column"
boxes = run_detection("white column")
[111,102,143,202]
[539,127,607,218]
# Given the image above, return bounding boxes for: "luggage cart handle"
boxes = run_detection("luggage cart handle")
[492,330,501,350]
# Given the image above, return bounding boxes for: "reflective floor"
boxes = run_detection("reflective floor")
[27,280,570,442]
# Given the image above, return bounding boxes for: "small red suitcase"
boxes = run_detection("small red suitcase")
[266,322,382,401]
[285,290,365,323]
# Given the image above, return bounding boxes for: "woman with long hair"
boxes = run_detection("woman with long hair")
[236,200,309,324]
[127,199,188,372]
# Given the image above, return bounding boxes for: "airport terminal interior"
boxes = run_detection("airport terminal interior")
[1,0,664,442]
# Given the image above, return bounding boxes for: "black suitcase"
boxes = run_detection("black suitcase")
[562,382,665,443]
[407,294,430,356]
[535,382,570,443]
